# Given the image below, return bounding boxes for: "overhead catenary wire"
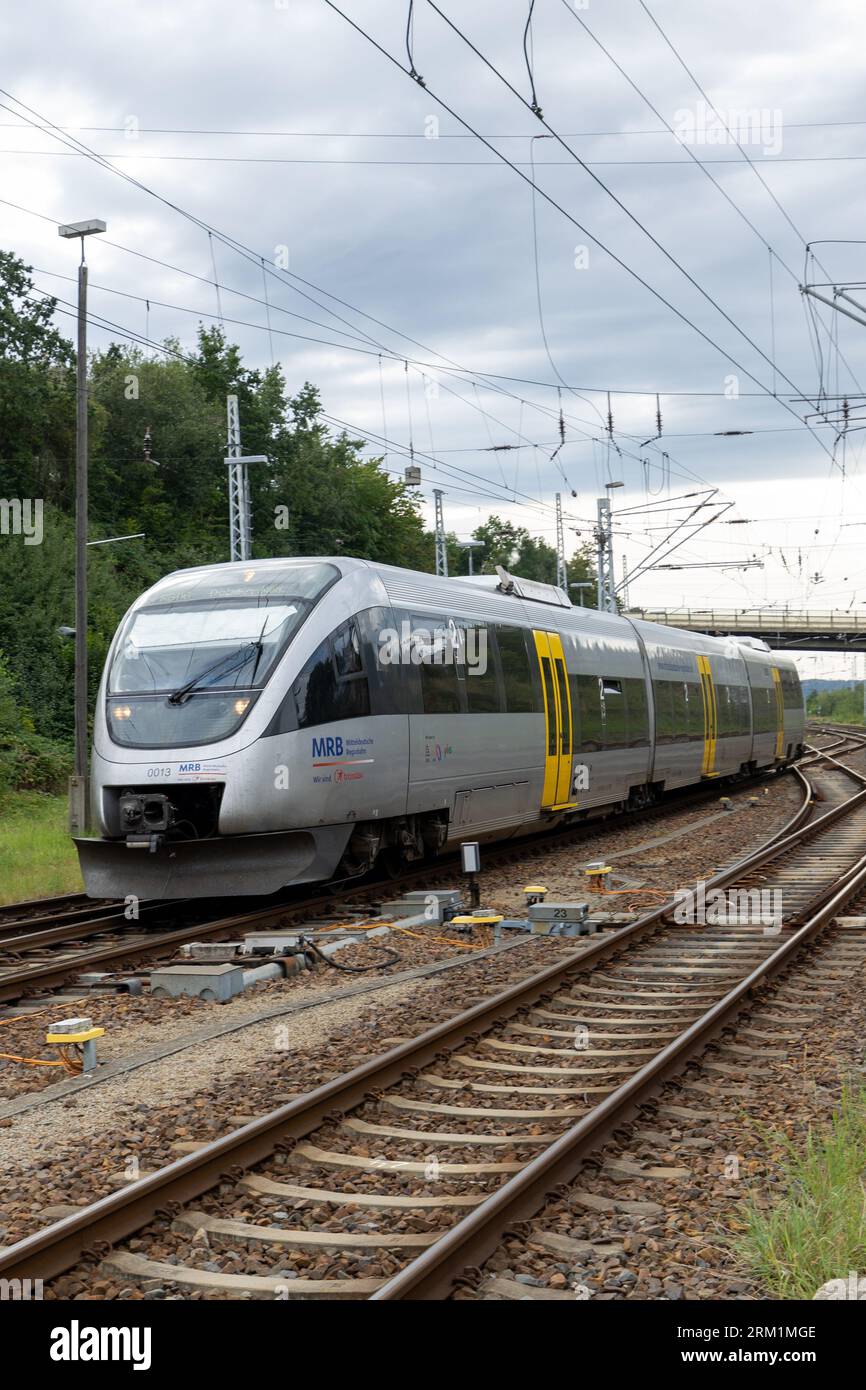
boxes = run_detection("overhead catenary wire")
[5,118,866,138]
[631,0,866,407]
[0,92,793,510]
[6,183,846,402]
[523,1,543,119]
[418,0,839,462]
[13,145,866,168]
[31,276,582,528]
[319,3,836,476]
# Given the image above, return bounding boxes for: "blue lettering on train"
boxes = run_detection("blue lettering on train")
[312,736,343,758]
[178,762,201,772]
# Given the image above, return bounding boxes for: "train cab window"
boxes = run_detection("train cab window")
[496,625,537,712]
[411,617,462,715]
[293,622,371,729]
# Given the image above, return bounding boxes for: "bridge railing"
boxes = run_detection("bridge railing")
[628,609,866,634]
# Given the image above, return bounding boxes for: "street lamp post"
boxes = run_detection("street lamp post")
[459,539,484,575]
[570,581,593,606]
[58,219,106,835]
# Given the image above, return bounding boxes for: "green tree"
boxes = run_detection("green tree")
[470,515,598,602]
[806,685,864,725]
[0,251,75,501]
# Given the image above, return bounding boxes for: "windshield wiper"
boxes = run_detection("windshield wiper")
[167,639,262,706]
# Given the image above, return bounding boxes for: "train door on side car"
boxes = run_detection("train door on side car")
[697,654,719,777]
[532,630,574,809]
[771,666,785,759]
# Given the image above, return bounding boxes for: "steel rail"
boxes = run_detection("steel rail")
[0,766,799,1003]
[0,759,830,1283]
[373,847,866,1300]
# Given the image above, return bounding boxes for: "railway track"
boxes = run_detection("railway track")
[0,765,798,1007]
[3,750,866,1298]
[462,919,866,1301]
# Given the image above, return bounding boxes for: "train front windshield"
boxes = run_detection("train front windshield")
[106,562,338,748]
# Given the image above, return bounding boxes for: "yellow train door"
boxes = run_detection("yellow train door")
[771,666,785,758]
[532,630,575,810]
[697,654,719,776]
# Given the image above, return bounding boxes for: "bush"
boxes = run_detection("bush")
[0,655,71,796]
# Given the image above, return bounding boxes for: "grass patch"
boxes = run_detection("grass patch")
[0,790,83,904]
[733,1087,866,1298]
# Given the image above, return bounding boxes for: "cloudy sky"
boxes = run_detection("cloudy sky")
[3,0,866,680]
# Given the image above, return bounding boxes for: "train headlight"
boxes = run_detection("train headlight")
[107,691,259,746]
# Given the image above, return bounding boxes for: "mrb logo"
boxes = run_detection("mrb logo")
[312,735,343,758]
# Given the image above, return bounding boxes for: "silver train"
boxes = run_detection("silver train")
[77,557,806,899]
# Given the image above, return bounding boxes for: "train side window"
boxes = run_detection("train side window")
[752,685,775,734]
[412,616,462,715]
[718,684,749,737]
[601,677,627,747]
[780,668,802,705]
[555,660,571,752]
[292,640,369,728]
[625,678,649,745]
[357,606,408,718]
[293,621,371,729]
[669,680,687,739]
[333,620,363,676]
[684,681,703,741]
[463,624,502,713]
[574,673,603,751]
[653,680,674,743]
[496,625,537,712]
[540,657,557,754]
[716,685,734,737]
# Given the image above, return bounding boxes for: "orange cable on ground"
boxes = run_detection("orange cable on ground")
[0,1049,80,1074]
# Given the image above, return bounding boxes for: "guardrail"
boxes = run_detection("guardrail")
[629,609,866,634]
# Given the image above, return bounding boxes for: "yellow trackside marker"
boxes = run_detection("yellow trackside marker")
[697,655,718,776]
[771,666,785,758]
